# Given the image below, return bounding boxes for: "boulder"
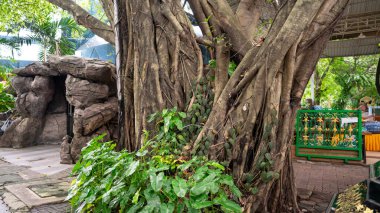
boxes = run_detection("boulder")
[0,118,21,147]
[15,76,55,118]
[48,55,116,84]
[73,97,117,136]
[60,136,73,164]
[65,75,109,108]
[13,62,60,77]
[37,113,67,144]
[11,76,33,94]
[0,117,44,148]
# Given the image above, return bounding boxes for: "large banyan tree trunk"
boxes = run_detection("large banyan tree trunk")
[113,0,203,151]
[48,0,349,212]
[190,1,349,211]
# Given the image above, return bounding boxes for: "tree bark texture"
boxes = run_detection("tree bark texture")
[49,0,350,212]
[122,0,203,150]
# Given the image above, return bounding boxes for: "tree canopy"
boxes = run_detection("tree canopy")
[0,0,55,33]
[303,55,379,109]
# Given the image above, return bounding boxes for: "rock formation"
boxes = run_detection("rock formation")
[0,56,118,164]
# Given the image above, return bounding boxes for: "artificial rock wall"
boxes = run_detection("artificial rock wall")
[0,56,118,163]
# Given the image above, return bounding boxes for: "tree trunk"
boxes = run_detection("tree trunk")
[121,0,203,150]
[189,0,348,211]
[47,0,350,212]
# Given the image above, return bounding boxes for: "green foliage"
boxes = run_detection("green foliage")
[68,108,242,213]
[73,0,110,23]
[208,59,237,77]
[303,55,380,109]
[0,0,55,33]
[0,63,15,112]
[27,17,84,61]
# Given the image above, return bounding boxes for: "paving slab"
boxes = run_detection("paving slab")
[31,202,71,213]
[2,192,28,212]
[294,160,369,195]
[5,178,70,208]
[0,145,74,211]
[0,145,72,176]
[0,198,10,213]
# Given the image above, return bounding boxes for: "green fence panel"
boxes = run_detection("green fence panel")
[295,110,363,162]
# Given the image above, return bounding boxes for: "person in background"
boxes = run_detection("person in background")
[358,102,374,121]
[305,98,323,110]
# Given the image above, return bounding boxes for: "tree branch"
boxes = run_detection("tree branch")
[99,0,115,28]
[207,0,254,55]
[188,0,213,37]
[236,0,260,40]
[47,0,115,44]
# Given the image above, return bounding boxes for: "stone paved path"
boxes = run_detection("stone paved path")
[294,160,369,196]
[0,145,73,213]
[0,145,72,175]
[294,160,369,212]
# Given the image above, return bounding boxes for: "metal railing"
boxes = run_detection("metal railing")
[295,110,363,162]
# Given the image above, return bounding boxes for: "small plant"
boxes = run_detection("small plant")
[68,108,242,213]
[0,63,15,112]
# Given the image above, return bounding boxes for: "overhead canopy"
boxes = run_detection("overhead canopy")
[322,0,380,57]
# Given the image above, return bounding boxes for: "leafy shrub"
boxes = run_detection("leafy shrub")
[0,64,15,112]
[68,108,242,213]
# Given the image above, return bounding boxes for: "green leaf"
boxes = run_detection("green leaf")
[260,171,273,182]
[230,185,242,198]
[144,188,161,207]
[192,201,214,209]
[127,202,144,213]
[220,175,234,186]
[208,59,216,68]
[193,166,208,181]
[265,153,271,160]
[190,182,209,196]
[178,112,186,118]
[178,159,194,171]
[176,203,185,213]
[162,179,177,201]
[140,205,156,213]
[136,150,148,157]
[209,182,219,194]
[172,177,188,197]
[207,162,225,170]
[132,188,141,204]
[72,162,82,174]
[228,61,237,76]
[185,199,201,213]
[190,174,217,196]
[214,197,242,213]
[164,116,171,133]
[125,161,140,177]
[174,119,184,130]
[251,187,259,194]
[150,172,164,192]
[160,203,175,213]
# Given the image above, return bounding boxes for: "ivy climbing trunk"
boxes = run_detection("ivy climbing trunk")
[48,0,350,212]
